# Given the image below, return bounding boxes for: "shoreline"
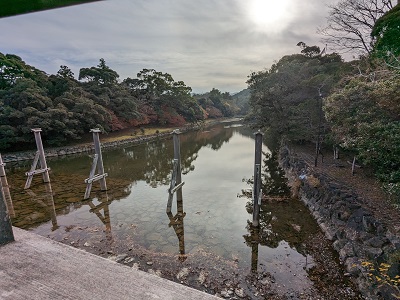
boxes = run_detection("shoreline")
[1,118,242,164]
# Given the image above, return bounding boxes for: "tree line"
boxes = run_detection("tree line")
[0,55,247,151]
[247,1,400,203]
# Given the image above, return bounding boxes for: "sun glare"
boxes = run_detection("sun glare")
[248,0,292,31]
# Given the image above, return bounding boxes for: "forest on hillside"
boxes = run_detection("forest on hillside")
[246,1,400,203]
[0,55,248,151]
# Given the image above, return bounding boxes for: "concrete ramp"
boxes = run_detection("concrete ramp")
[0,227,219,300]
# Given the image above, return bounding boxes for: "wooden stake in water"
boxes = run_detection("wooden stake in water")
[167,130,185,213]
[252,130,263,227]
[84,129,108,199]
[25,128,51,189]
[0,184,14,245]
[0,154,14,217]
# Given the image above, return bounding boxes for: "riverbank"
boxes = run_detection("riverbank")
[0,227,220,300]
[280,142,400,299]
[2,119,233,164]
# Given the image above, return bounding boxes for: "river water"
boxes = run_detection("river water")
[4,120,355,298]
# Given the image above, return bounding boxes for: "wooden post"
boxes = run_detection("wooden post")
[167,130,185,213]
[0,154,14,217]
[44,182,58,231]
[84,129,108,199]
[25,128,51,189]
[0,184,14,245]
[252,130,263,227]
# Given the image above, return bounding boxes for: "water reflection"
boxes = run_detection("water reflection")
[25,182,58,231]
[103,124,238,188]
[84,192,112,236]
[166,198,186,258]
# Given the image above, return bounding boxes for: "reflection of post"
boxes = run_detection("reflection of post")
[87,193,112,234]
[84,129,108,199]
[0,153,14,217]
[0,186,14,245]
[253,131,263,227]
[44,182,58,231]
[167,130,185,213]
[26,182,59,231]
[166,196,186,257]
[25,128,51,189]
[251,226,259,272]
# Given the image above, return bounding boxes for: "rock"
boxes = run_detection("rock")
[339,242,355,260]
[148,269,162,277]
[235,288,245,298]
[176,267,189,280]
[198,270,207,285]
[83,242,90,247]
[367,236,389,248]
[220,289,232,298]
[132,263,140,270]
[364,246,383,259]
[115,254,128,262]
[146,261,153,266]
[124,257,135,263]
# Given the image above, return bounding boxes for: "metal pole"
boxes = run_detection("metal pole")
[252,130,263,227]
[0,184,14,245]
[0,154,14,217]
[91,129,107,191]
[32,128,50,183]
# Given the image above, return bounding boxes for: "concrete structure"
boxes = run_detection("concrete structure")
[0,228,219,300]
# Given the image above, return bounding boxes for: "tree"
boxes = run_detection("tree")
[0,52,48,90]
[324,73,400,187]
[247,49,345,142]
[126,69,203,125]
[371,3,400,69]
[57,65,75,79]
[319,0,393,55]
[297,42,321,58]
[78,58,119,85]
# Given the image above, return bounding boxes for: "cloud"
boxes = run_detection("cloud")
[0,0,339,93]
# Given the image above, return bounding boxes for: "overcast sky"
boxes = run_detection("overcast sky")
[0,0,339,93]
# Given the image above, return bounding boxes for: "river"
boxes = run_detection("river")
[4,120,359,299]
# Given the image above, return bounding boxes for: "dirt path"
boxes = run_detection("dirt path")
[290,142,400,236]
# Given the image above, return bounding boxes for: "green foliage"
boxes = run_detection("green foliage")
[79,58,119,85]
[194,88,242,119]
[325,72,400,195]
[247,49,345,141]
[125,69,206,125]
[371,4,400,68]
[0,52,226,151]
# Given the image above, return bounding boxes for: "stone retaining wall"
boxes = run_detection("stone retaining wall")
[279,145,400,300]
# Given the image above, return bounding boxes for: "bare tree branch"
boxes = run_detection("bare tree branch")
[318,0,393,56]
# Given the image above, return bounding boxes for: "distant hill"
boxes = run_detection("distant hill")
[231,88,250,115]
